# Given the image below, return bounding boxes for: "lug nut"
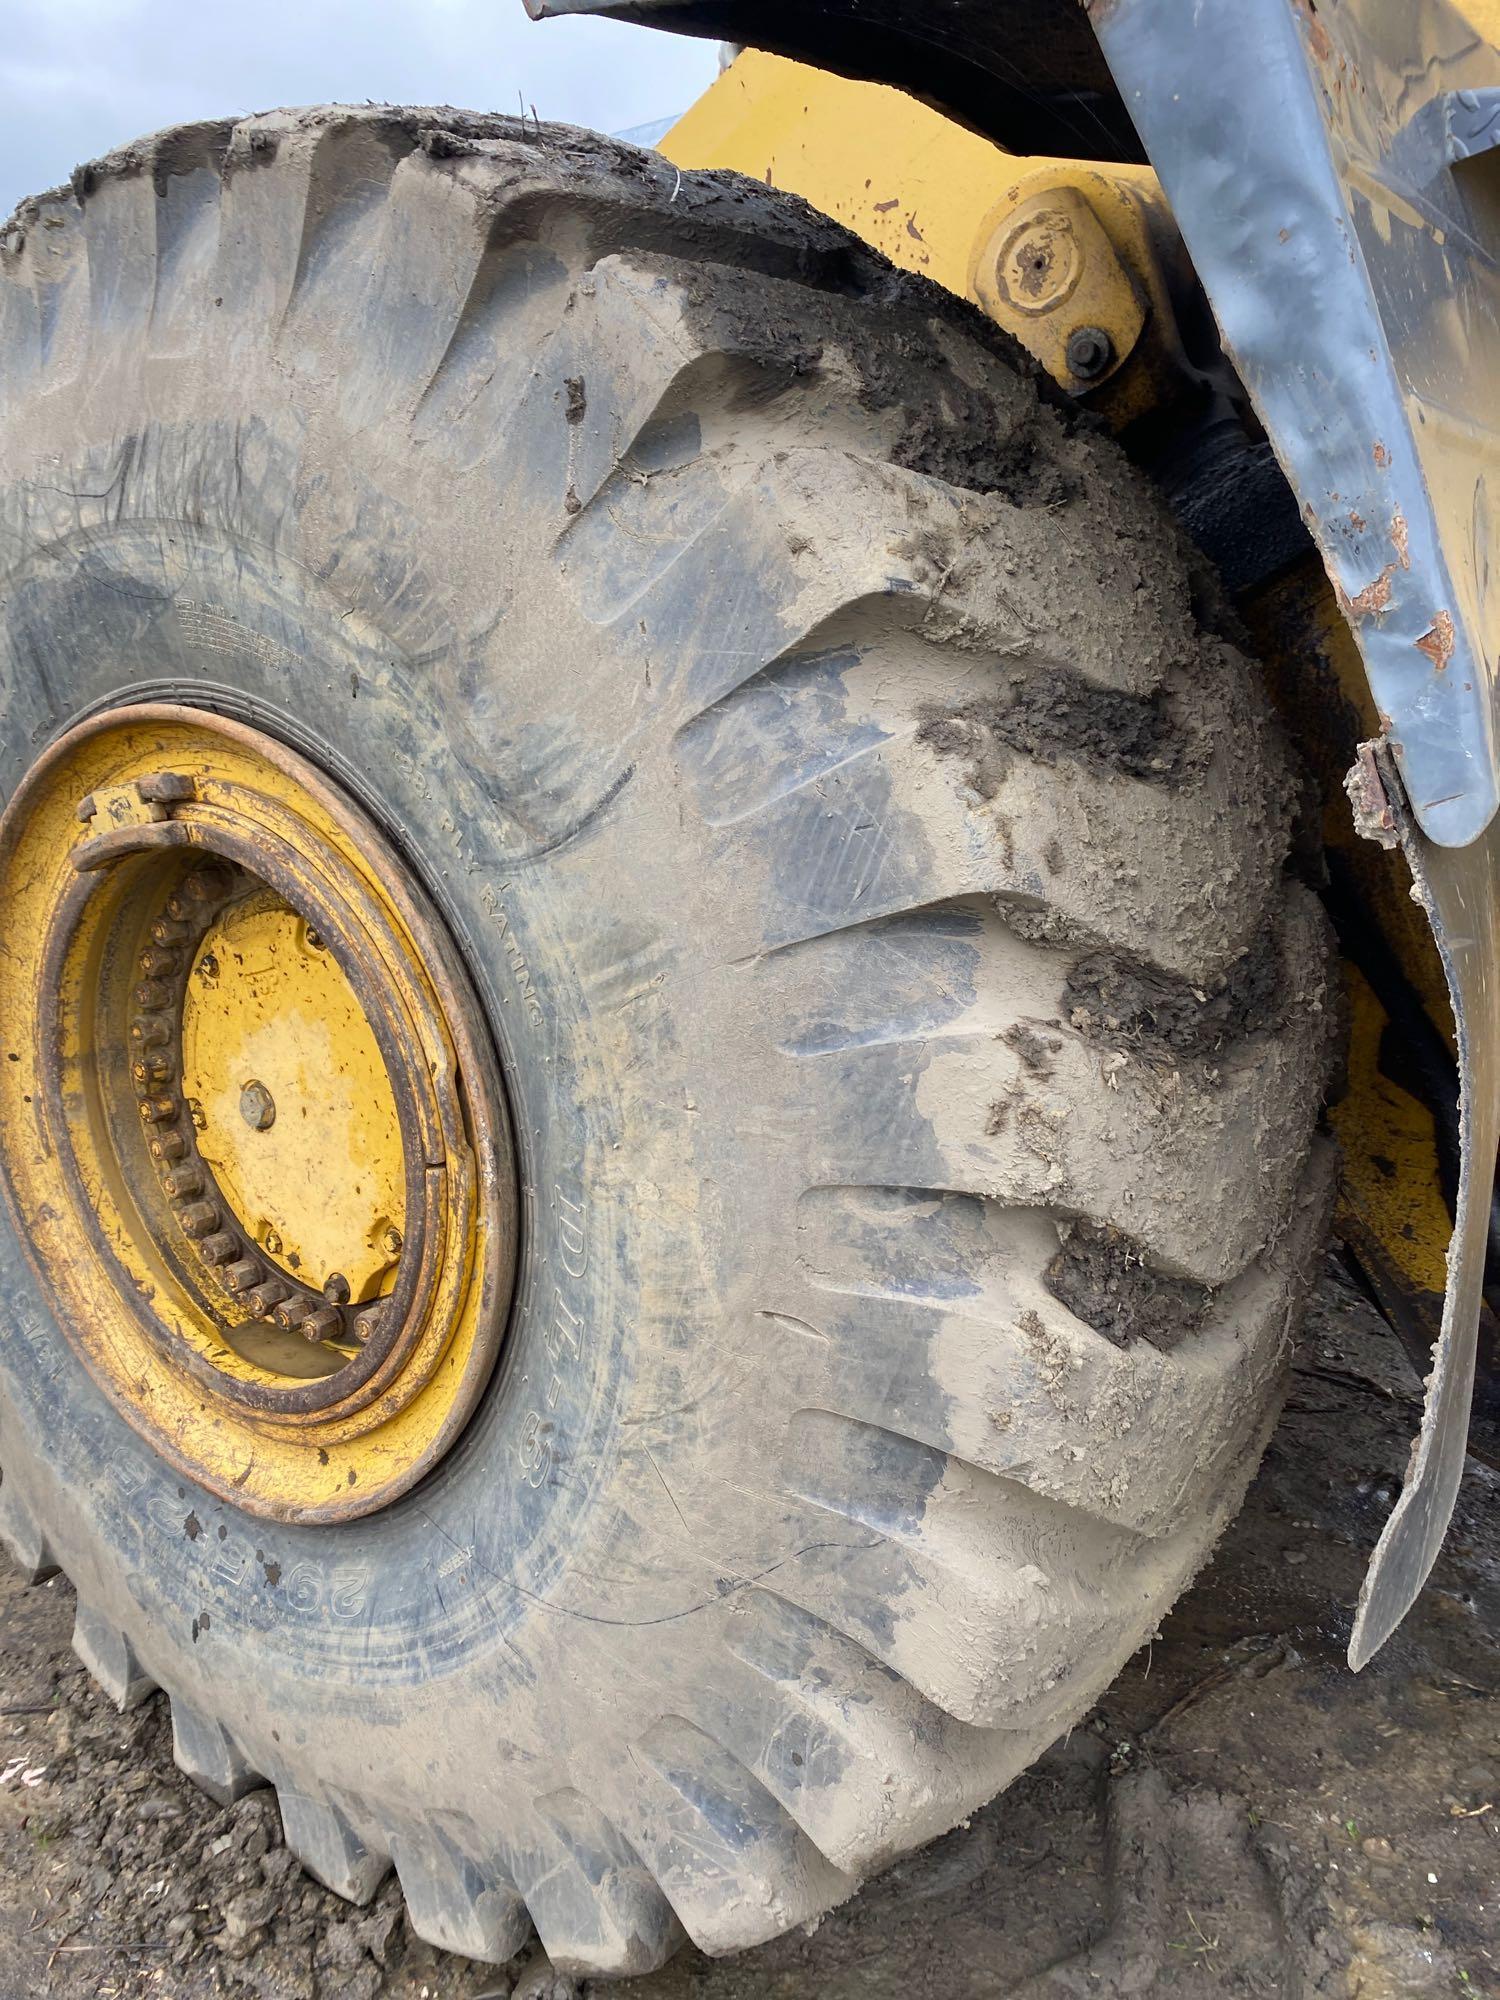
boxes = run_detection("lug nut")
[177,1200,221,1238]
[300,1305,343,1343]
[245,1279,292,1316]
[138,1094,178,1124]
[223,1258,262,1294]
[238,1080,275,1132]
[149,915,189,946]
[271,1298,313,1332]
[185,865,232,905]
[162,1166,204,1200]
[130,1016,170,1049]
[134,980,171,1011]
[138,946,178,979]
[198,1230,238,1265]
[150,1130,187,1163]
[131,1056,173,1089]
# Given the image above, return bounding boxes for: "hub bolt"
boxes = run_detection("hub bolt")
[185,865,232,905]
[223,1258,262,1294]
[198,1230,238,1266]
[239,1080,276,1131]
[323,1273,351,1306]
[1065,323,1114,381]
[149,1130,188,1163]
[178,1200,221,1239]
[138,1095,179,1124]
[300,1304,343,1343]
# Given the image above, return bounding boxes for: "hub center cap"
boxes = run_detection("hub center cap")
[0,706,517,1522]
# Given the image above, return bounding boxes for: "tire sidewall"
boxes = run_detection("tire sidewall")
[0,412,697,1718]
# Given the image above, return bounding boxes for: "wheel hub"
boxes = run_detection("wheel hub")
[0,706,516,1521]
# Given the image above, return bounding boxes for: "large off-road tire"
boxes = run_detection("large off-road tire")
[0,110,1338,1973]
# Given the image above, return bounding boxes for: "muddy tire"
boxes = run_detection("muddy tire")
[0,111,1338,1973]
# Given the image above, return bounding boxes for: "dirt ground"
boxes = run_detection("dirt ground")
[1,1258,1495,2000]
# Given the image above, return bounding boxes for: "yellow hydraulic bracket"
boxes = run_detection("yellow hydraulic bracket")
[661,48,1192,424]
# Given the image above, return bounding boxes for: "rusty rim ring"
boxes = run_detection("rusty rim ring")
[0,705,517,1519]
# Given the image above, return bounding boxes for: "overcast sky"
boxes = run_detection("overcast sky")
[0,0,720,217]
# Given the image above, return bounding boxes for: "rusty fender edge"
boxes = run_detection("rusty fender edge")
[1340,748,1499,1665]
[1085,0,1500,1662]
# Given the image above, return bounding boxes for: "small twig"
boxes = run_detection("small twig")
[1188,1909,1220,1956]
[1146,1664,1235,1733]
[1294,1364,1416,1406]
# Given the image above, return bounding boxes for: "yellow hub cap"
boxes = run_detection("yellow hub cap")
[0,706,516,1522]
[180,891,406,1305]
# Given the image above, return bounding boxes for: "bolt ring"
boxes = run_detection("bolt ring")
[36,803,444,1423]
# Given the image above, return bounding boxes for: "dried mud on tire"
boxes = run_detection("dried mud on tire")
[1,106,1337,1971]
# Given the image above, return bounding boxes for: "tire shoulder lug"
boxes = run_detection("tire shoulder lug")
[71,1600,159,1711]
[170,1696,266,1806]
[276,1790,390,1904]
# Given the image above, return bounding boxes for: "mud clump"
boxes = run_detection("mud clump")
[917,673,1177,797]
[1046,1221,1212,1352]
[1066,937,1280,1054]
[892,411,1079,509]
[1001,1021,1063,1079]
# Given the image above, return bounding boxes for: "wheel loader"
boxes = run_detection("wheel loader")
[0,0,1494,1975]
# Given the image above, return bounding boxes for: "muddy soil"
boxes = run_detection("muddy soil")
[1,1260,1494,2000]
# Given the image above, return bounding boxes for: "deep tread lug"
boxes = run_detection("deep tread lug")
[512,1791,683,1978]
[276,1792,390,1904]
[622,1717,854,1953]
[389,1825,531,1965]
[71,1601,158,1710]
[170,1697,265,1805]
[0,1477,60,1583]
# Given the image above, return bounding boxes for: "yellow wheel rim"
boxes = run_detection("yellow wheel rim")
[0,706,516,1522]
